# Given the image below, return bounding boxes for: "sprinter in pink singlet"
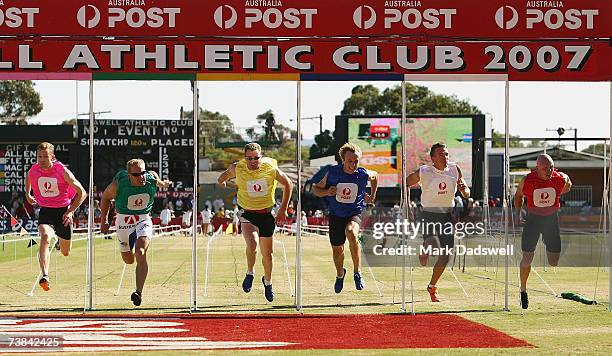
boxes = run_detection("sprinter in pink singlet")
[25,142,87,292]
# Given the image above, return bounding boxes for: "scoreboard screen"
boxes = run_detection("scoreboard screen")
[76,119,195,206]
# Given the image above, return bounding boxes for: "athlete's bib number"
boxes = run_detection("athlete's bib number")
[127,193,150,210]
[336,183,358,204]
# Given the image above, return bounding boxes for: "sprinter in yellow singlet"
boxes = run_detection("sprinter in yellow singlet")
[217,143,294,302]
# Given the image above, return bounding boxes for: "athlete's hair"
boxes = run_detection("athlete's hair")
[244,142,262,154]
[126,158,146,171]
[429,142,447,157]
[37,142,54,153]
[339,142,362,161]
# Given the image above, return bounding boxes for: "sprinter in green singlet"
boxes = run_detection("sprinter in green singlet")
[100,158,172,307]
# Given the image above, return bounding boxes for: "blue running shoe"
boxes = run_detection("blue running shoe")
[262,277,274,302]
[242,274,254,293]
[334,268,346,294]
[354,271,365,290]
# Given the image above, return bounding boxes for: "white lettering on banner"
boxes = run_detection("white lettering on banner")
[384,8,456,29]
[335,45,463,71]
[484,45,591,71]
[77,5,180,29]
[214,5,316,30]
[204,44,311,70]
[526,9,598,30]
[385,1,422,7]
[495,5,598,30]
[0,7,38,28]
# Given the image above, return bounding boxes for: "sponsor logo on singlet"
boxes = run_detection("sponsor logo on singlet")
[38,177,60,197]
[438,181,448,195]
[246,178,268,197]
[127,193,150,210]
[336,183,358,204]
[533,187,556,207]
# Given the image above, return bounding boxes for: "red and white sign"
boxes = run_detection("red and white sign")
[0,1,609,39]
[370,125,390,139]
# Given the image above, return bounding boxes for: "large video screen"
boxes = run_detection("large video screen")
[344,116,480,188]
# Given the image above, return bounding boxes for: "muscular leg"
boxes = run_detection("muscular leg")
[345,221,361,274]
[520,251,535,292]
[241,222,258,274]
[58,237,71,257]
[134,236,151,293]
[259,236,274,284]
[332,245,345,277]
[37,224,54,276]
[546,251,560,267]
[430,253,450,286]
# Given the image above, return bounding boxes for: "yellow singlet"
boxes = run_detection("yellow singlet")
[235,157,278,210]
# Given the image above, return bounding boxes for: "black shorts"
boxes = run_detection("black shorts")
[421,211,454,248]
[328,214,362,246]
[521,213,561,253]
[38,206,72,240]
[240,210,275,238]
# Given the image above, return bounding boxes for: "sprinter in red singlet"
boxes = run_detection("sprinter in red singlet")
[514,154,572,309]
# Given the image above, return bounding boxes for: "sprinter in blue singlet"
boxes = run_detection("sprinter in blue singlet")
[312,143,378,294]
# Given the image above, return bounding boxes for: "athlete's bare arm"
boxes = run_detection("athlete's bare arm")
[149,170,173,189]
[24,174,36,206]
[275,168,294,223]
[514,177,526,223]
[456,165,470,198]
[312,173,336,197]
[100,181,118,234]
[406,169,420,187]
[366,170,378,205]
[560,172,572,194]
[217,163,237,188]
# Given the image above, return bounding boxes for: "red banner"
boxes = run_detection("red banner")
[0,39,609,80]
[1,0,610,39]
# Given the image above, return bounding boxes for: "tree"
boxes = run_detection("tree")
[341,83,482,115]
[310,129,335,159]
[491,130,525,148]
[0,81,43,125]
[582,143,609,156]
[181,108,242,158]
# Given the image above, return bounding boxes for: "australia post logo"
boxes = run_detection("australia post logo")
[494,4,598,30]
[336,183,358,204]
[127,193,150,210]
[213,3,317,30]
[76,3,180,29]
[38,177,60,198]
[533,187,556,207]
[353,4,456,30]
[437,181,448,195]
[247,178,268,197]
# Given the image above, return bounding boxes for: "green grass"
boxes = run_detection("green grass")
[1,231,611,355]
